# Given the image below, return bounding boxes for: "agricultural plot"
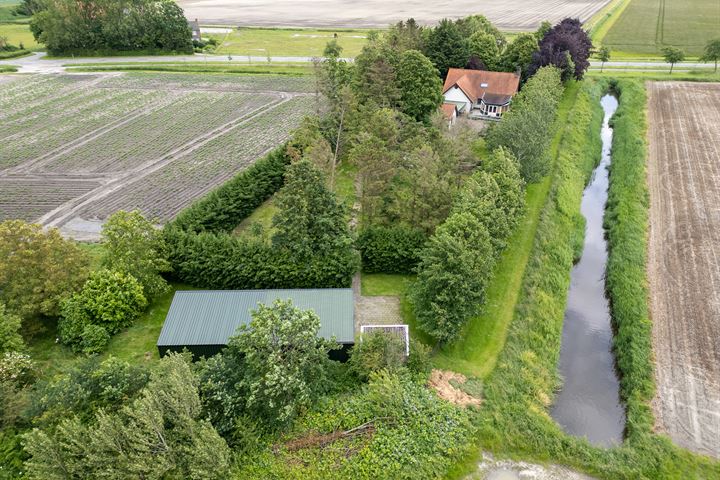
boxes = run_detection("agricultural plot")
[0,72,315,237]
[178,0,611,30]
[647,82,720,458]
[602,0,720,55]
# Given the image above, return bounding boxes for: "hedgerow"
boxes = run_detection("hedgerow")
[356,225,427,274]
[165,146,358,289]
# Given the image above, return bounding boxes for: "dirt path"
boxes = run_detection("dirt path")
[647,81,720,458]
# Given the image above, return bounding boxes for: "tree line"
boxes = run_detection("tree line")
[26,0,192,55]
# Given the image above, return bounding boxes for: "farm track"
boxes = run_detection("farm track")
[647,81,720,458]
[40,95,291,228]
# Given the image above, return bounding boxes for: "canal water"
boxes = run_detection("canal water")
[550,94,625,446]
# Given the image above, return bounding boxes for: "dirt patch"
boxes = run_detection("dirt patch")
[428,369,481,407]
[646,81,720,458]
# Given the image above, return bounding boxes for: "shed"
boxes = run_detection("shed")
[156,289,355,361]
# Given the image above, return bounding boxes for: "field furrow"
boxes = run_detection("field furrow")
[0,176,102,222]
[647,81,720,458]
[79,95,313,222]
[39,91,280,174]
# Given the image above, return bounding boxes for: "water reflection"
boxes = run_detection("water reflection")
[550,94,626,447]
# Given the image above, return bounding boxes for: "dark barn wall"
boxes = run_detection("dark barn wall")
[158,342,354,362]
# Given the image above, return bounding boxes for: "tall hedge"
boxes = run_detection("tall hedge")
[356,225,427,274]
[164,146,357,289]
[169,147,290,234]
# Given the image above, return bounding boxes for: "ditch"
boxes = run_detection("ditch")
[550,93,625,447]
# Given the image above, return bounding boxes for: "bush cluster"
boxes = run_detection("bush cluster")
[59,270,147,354]
[356,225,427,274]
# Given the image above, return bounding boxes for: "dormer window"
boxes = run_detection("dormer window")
[480,83,489,88]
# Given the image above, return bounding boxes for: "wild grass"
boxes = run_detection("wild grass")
[0,64,17,72]
[432,82,582,379]
[0,23,37,48]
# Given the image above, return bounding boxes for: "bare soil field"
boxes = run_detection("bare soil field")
[0,72,315,238]
[177,0,611,30]
[647,81,720,458]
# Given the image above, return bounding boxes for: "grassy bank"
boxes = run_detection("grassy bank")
[432,81,581,379]
[203,26,371,58]
[448,78,720,479]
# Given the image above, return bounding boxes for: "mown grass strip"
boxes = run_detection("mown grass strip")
[432,81,581,379]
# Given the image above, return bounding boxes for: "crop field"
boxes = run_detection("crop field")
[647,81,720,458]
[178,0,611,30]
[602,0,720,55]
[0,72,315,238]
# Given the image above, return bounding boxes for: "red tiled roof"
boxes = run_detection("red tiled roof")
[441,103,457,120]
[442,68,520,105]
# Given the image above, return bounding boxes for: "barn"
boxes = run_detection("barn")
[156,289,355,361]
[442,68,520,119]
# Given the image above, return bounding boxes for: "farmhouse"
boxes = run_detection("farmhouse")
[442,68,520,119]
[189,18,201,41]
[156,289,355,360]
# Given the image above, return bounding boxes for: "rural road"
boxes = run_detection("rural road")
[1,52,716,74]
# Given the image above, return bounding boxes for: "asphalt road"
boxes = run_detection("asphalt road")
[0,52,716,74]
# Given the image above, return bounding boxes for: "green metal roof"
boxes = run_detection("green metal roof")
[157,289,355,347]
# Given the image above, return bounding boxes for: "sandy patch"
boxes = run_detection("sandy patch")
[428,369,481,407]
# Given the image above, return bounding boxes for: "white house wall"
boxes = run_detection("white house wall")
[443,87,472,113]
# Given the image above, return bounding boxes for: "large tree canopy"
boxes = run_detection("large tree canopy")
[529,18,592,81]
[396,49,443,122]
[30,0,192,54]
[423,18,468,78]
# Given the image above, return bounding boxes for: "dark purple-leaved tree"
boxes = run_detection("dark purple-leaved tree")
[528,18,592,81]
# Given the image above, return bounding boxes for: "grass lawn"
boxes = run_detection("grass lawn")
[27,282,192,379]
[234,196,278,239]
[0,23,38,49]
[601,0,719,56]
[205,26,371,58]
[432,81,583,379]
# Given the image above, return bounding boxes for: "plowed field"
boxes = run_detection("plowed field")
[647,81,720,458]
[0,72,314,239]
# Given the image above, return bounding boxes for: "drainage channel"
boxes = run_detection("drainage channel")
[550,94,625,447]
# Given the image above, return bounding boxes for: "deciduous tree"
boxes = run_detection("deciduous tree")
[396,49,443,122]
[598,46,611,72]
[662,46,685,74]
[102,210,170,298]
[410,212,496,344]
[0,220,89,319]
[24,354,230,480]
[501,33,539,76]
[701,38,720,72]
[0,304,24,354]
[467,31,500,71]
[529,18,592,81]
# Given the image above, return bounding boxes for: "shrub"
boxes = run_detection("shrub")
[79,324,110,355]
[348,331,407,381]
[407,339,432,376]
[0,351,36,386]
[356,225,427,274]
[59,270,147,352]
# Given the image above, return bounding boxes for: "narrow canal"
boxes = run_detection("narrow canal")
[550,94,625,447]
